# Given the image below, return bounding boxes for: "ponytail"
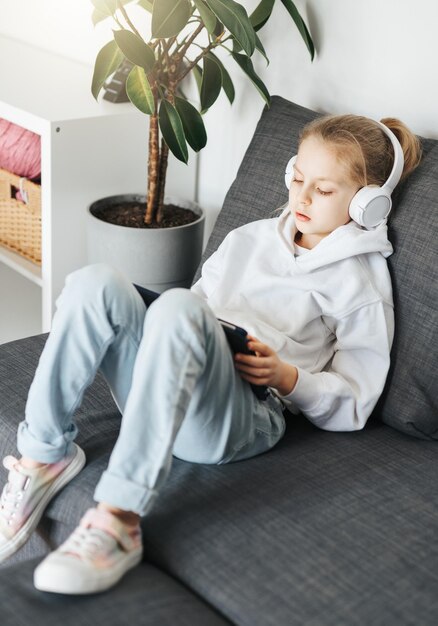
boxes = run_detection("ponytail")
[380,117,422,181]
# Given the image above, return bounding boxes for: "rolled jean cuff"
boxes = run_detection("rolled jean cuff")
[94,470,158,516]
[16,420,77,463]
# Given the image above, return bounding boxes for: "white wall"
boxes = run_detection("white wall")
[1,0,438,219]
[0,0,108,64]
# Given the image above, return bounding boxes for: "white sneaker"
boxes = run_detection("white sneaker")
[0,444,86,563]
[34,507,143,594]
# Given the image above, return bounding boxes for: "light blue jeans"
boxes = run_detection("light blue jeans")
[17,264,286,516]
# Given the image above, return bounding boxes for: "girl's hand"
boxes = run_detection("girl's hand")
[234,336,298,396]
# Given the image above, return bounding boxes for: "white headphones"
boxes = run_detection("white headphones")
[284,121,404,229]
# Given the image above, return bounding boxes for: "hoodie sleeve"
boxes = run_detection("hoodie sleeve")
[279,300,394,431]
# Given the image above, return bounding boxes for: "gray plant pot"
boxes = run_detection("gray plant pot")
[86,195,205,292]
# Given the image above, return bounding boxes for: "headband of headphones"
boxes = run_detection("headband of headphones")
[376,121,404,193]
[285,121,405,228]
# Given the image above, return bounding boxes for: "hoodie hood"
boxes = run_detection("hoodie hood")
[277,207,393,272]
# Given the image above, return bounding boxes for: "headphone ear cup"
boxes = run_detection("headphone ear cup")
[285,155,297,189]
[349,186,392,228]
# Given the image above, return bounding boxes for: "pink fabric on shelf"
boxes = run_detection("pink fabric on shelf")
[0,118,41,179]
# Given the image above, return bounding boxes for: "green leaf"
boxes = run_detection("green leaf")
[90,0,116,15]
[91,1,137,25]
[234,31,269,64]
[231,52,271,105]
[206,52,235,104]
[193,64,203,94]
[193,0,217,34]
[255,32,269,64]
[159,100,189,163]
[126,66,155,114]
[113,29,155,73]
[250,0,275,31]
[213,19,225,37]
[205,0,256,56]
[92,8,109,26]
[91,40,124,100]
[219,65,235,103]
[152,0,191,38]
[279,0,315,60]
[175,97,207,151]
[200,53,222,111]
[232,38,242,54]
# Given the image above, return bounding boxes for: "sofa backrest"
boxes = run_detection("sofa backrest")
[196,96,438,440]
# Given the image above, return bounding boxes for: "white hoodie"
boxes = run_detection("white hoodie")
[191,207,394,432]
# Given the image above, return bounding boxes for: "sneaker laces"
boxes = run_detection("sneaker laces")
[59,508,141,561]
[60,526,116,561]
[0,457,30,527]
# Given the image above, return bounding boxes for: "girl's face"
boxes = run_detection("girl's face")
[288,136,360,249]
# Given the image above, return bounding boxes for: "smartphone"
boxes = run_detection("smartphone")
[218,319,253,355]
[218,319,269,401]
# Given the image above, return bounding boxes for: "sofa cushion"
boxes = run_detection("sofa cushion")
[196,96,438,440]
[0,558,231,626]
[141,418,438,626]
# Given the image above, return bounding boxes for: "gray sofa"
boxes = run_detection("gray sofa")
[0,97,437,625]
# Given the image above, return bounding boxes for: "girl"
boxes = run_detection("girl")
[0,113,421,594]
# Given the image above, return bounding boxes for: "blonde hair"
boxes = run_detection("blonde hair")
[299,114,422,188]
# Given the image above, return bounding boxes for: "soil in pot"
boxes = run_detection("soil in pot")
[90,201,198,229]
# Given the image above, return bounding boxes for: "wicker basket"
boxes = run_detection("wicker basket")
[0,167,41,265]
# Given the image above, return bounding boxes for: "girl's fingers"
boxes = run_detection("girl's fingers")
[247,341,272,356]
[243,335,274,358]
[235,362,271,378]
[235,353,262,366]
[240,373,269,385]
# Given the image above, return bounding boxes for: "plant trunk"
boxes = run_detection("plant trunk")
[145,108,159,224]
[156,139,169,223]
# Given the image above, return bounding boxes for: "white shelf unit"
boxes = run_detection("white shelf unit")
[0,36,197,340]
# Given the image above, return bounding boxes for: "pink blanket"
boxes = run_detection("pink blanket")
[0,119,41,180]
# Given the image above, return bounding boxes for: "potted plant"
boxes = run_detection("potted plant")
[88,0,314,290]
